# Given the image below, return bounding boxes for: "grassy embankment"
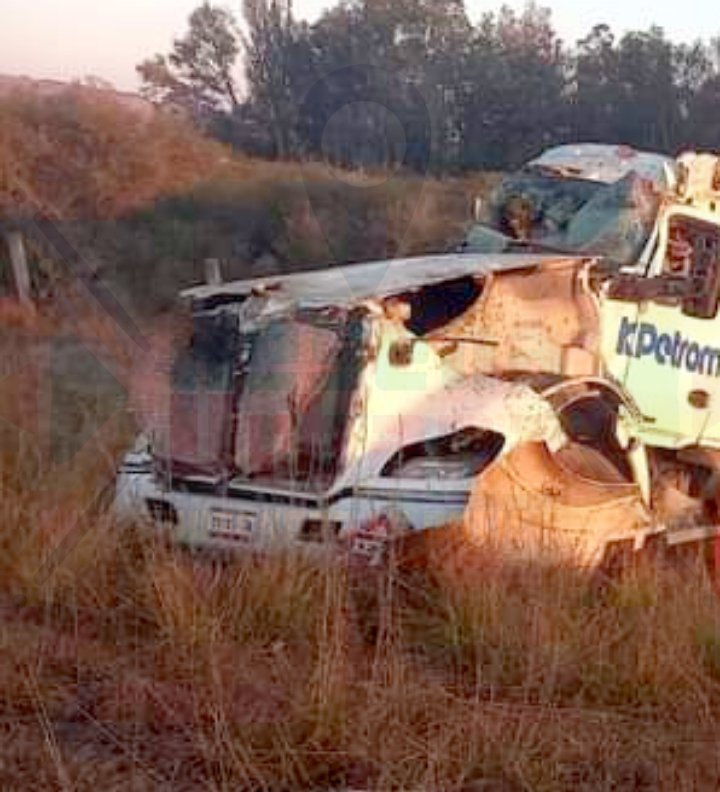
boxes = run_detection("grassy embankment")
[2,87,720,789]
[69,156,497,316]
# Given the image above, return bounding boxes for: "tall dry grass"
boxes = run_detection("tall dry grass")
[3,466,720,789]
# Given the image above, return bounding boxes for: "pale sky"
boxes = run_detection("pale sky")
[1,0,718,92]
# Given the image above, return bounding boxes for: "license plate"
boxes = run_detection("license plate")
[349,533,387,566]
[208,509,256,543]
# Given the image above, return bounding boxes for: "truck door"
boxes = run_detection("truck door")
[603,215,720,449]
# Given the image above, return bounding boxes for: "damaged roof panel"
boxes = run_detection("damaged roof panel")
[182,252,580,309]
[527,143,676,188]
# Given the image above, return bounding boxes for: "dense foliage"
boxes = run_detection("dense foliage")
[139,1,720,170]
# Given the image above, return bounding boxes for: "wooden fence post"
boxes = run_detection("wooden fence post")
[4,230,32,306]
[204,258,223,286]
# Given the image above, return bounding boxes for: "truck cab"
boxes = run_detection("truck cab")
[115,253,573,554]
[601,152,720,452]
[115,148,720,566]
[460,143,676,268]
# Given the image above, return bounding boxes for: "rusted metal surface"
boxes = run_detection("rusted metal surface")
[464,442,650,567]
[432,258,600,378]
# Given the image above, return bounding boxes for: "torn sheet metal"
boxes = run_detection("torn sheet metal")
[464,441,650,567]
[182,251,567,310]
[429,257,601,378]
[527,143,677,189]
[337,314,567,489]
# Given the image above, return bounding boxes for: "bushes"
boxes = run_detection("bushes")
[0,85,225,221]
[0,81,500,317]
[86,164,499,315]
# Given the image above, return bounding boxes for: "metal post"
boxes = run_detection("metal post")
[4,230,32,305]
[204,257,222,286]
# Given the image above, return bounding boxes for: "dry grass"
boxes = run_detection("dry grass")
[2,498,720,790]
[0,85,225,220]
[2,310,720,790]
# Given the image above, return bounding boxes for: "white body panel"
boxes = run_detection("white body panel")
[114,468,470,553]
[115,365,565,552]
[602,189,720,450]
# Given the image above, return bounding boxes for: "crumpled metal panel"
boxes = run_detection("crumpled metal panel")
[336,360,567,489]
[182,252,560,308]
[528,143,676,190]
[464,442,650,567]
[431,257,600,378]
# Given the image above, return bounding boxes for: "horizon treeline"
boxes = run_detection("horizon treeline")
[137,0,720,171]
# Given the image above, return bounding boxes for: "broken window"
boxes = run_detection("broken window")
[160,311,242,477]
[461,171,661,266]
[234,311,363,487]
[467,172,601,248]
[665,217,720,320]
[396,276,484,336]
[555,172,660,264]
[381,428,505,480]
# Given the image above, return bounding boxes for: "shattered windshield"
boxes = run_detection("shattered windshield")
[462,170,661,266]
[160,309,362,488]
[234,311,363,487]
[159,312,242,477]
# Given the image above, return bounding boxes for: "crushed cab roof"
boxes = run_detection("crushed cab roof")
[182,251,575,308]
[527,143,676,188]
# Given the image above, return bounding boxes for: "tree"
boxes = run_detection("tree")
[137,3,241,121]
[136,0,720,169]
[571,24,619,142]
[462,4,566,168]
[683,40,720,151]
[296,0,471,170]
[571,25,682,151]
[615,27,679,150]
[242,0,312,157]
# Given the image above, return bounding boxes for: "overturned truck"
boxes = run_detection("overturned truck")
[115,147,720,574]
